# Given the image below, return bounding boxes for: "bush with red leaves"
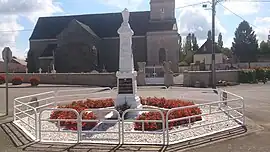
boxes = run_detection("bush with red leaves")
[0,75,5,84]
[135,97,202,131]
[12,76,23,85]
[29,76,40,86]
[49,98,114,130]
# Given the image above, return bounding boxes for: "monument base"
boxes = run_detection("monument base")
[115,94,142,119]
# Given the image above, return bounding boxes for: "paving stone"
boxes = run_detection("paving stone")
[139,147,163,151]
[8,132,23,147]
[30,143,52,148]
[1,124,12,133]
[69,149,90,152]
[118,146,141,151]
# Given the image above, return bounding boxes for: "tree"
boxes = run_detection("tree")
[232,21,258,62]
[183,33,192,55]
[207,30,212,40]
[191,33,199,52]
[259,41,270,54]
[222,47,233,58]
[218,33,223,48]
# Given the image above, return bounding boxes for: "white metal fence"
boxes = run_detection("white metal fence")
[13,87,245,145]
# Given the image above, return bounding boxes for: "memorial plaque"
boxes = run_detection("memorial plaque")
[118,78,133,94]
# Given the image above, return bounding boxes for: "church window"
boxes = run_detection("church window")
[160,8,165,14]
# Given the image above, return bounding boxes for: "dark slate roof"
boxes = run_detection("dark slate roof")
[40,44,57,57]
[30,11,152,40]
[74,20,99,38]
[196,39,221,54]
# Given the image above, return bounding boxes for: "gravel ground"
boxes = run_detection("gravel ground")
[15,105,241,144]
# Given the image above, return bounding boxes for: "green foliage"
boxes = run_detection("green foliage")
[232,21,259,62]
[218,33,223,48]
[191,33,199,52]
[239,70,256,83]
[183,33,192,55]
[207,30,211,40]
[222,47,233,58]
[259,41,270,54]
[239,68,270,83]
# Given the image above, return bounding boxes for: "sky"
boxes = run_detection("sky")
[0,0,269,60]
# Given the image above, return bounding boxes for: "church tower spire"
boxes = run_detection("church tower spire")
[150,0,175,21]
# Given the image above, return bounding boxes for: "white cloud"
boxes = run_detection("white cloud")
[254,17,270,42]
[99,0,144,11]
[222,1,260,15]
[0,0,62,59]
[223,36,234,48]
[176,1,226,41]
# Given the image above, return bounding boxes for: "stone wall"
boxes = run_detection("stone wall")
[183,70,239,87]
[2,73,117,87]
[146,31,180,72]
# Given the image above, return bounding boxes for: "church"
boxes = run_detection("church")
[27,0,181,73]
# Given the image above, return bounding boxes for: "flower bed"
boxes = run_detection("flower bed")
[49,97,202,131]
[135,97,202,131]
[0,75,5,84]
[49,99,114,130]
[12,76,23,85]
[29,76,40,86]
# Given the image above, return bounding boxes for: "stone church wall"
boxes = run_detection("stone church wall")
[146,31,180,72]
[28,40,57,72]
[100,37,147,72]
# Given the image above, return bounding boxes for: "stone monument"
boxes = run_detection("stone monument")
[115,8,141,117]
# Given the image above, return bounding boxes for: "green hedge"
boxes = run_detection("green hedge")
[239,68,270,83]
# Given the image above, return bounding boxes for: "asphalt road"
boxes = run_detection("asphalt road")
[187,84,270,152]
[0,84,269,152]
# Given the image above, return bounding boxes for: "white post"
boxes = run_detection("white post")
[39,68,42,74]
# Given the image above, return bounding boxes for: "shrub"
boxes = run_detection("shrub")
[239,70,256,83]
[0,75,5,84]
[12,76,23,85]
[135,97,202,131]
[239,68,270,83]
[50,98,114,130]
[29,76,40,86]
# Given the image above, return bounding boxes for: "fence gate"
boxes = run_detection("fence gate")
[145,65,164,85]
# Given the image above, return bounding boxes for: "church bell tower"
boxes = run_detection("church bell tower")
[150,0,175,21]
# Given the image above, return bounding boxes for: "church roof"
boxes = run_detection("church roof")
[30,11,176,40]
[196,39,221,54]
[30,11,177,40]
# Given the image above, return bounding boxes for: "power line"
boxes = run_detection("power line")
[176,1,210,9]
[0,29,33,33]
[218,3,259,29]
[225,0,270,2]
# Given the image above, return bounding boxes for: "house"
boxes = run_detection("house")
[193,39,226,65]
[0,57,26,73]
[27,0,181,73]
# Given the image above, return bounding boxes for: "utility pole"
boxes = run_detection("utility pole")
[211,0,216,89]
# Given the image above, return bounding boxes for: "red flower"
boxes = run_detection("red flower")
[134,97,202,131]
